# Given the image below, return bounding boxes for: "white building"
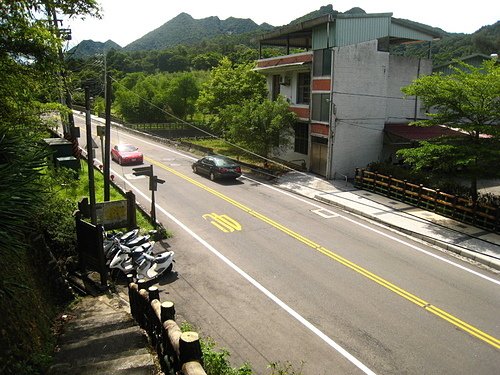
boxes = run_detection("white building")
[255,12,441,178]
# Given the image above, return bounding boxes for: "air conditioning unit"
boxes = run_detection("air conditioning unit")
[280,75,291,86]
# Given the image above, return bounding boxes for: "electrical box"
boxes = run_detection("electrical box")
[55,156,80,172]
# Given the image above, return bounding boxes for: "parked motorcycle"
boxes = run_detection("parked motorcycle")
[103,228,139,260]
[109,241,155,275]
[133,250,175,280]
[104,229,158,265]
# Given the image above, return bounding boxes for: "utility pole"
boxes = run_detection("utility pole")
[45,3,80,157]
[85,86,97,224]
[104,72,112,201]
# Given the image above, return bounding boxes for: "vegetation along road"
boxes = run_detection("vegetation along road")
[77,114,500,375]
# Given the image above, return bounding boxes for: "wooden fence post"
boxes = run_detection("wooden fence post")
[157,300,176,373]
[161,301,175,322]
[128,281,138,320]
[179,332,203,366]
[148,286,160,301]
[418,184,423,206]
[150,299,162,352]
[165,320,182,372]
[126,191,137,230]
[137,279,148,329]
[434,189,440,212]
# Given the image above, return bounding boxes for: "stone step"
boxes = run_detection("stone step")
[54,325,150,362]
[59,312,136,343]
[49,294,161,374]
[48,352,158,375]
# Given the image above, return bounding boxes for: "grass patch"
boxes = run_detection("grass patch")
[184,138,266,167]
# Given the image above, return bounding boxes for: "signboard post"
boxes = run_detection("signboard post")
[133,165,165,228]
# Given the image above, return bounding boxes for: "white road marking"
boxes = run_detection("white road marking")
[312,208,340,219]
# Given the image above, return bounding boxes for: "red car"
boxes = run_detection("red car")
[111,144,144,165]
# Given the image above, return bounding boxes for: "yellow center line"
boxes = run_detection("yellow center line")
[145,156,500,349]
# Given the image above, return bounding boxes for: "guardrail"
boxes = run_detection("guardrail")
[354,169,499,233]
[128,279,207,375]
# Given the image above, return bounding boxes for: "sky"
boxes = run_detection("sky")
[64,0,500,49]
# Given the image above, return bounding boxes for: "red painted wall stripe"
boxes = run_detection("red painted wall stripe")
[312,79,331,91]
[311,123,329,135]
[289,106,310,119]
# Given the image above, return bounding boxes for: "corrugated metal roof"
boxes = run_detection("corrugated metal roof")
[335,15,390,46]
[390,20,440,42]
[384,124,464,141]
[258,12,442,49]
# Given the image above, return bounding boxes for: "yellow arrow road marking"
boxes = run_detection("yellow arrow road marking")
[145,156,500,349]
[203,213,242,233]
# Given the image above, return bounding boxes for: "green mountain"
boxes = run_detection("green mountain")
[67,39,122,59]
[124,12,274,51]
[289,4,339,24]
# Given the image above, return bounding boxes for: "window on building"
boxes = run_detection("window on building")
[313,49,332,76]
[293,122,308,154]
[311,93,330,122]
[297,72,310,104]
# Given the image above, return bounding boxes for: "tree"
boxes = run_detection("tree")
[220,97,296,157]
[196,57,267,116]
[114,73,170,123]
[114,72,201,122]
[167,74,199,120]
[192,51,223,70]
[1,0,100,246]
[398,59,500,201]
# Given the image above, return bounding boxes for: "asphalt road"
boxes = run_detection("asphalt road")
[75,115,500,375]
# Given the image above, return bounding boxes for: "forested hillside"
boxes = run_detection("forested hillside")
[68,39,122,59]
[124,12,273,51]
